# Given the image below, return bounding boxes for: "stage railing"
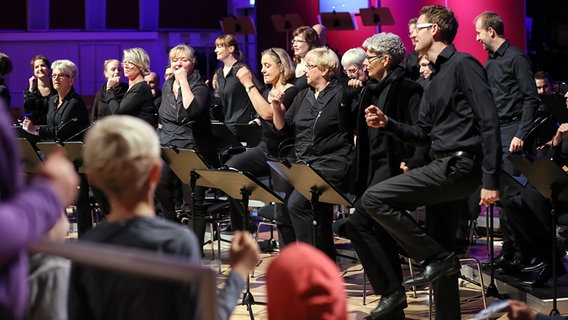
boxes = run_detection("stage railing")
[30,239,217,320]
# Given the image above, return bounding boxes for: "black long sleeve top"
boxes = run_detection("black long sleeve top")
[108,81,156,127]
[384,44,501,190]
[485,40,539,138]
[39,88,89,142]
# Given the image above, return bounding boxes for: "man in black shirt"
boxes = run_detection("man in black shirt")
[474,11,540,271]
[361,5,501,319]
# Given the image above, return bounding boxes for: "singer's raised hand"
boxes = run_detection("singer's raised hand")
[365,105,388,128]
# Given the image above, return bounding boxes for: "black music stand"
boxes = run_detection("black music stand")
[212,122,261,149]
[161,147,216,232]
[194,168,284,320]
[359,7,394,33]
[509,155,568,315]
[271,14,304,45]
[234,123,262,148]
[267,161,353,246]
[220,16,256,35]
[36,141,84,173]
[319,11,357,50]
[18,138,42,173]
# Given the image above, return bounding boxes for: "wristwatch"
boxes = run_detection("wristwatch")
[246,85,255,93]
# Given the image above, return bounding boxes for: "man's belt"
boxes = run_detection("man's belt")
[433,150,476,160]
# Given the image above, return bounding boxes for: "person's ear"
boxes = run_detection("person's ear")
[149,159,162,183]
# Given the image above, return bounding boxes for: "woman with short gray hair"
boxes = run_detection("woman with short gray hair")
[342,32,424,320]
[362,32,406,68]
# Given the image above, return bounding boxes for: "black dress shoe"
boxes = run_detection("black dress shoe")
[363,309,405,320]
[369,290,406,318]
[402,254,461,287]
[481,254,512,269]
[521,260,547,273]
[520,262,567,287]
[497,257,526,274]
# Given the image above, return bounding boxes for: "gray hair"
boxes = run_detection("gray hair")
[341,48,367,69]
[362,33,406,67]
[51,59,78,79]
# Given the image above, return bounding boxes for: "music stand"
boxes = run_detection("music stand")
[359,7,394,33]
[18,138,42,173]
[319,11,357,51]
[271,14,304,45]
[211,122,243,150]
[36,141,85,173]
[509,155,568,315]
[540,94,568,123]
[194,168,283,320]
[268,161,353,246]
[220,16,256,35]
[233,123,262,148]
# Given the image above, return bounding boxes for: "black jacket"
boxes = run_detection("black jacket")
[280,79,354,187]
[339,68,423,196]
[39,88,89,142]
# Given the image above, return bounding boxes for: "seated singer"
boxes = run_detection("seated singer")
[22,59,91,236]
[360,6,500,319]
[154,44,219,253]
[225,47,299,234]
[339,33,423,320]
[271,47,354,260]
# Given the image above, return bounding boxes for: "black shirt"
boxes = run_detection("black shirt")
[385,44,501,190]
[486,40,539,138]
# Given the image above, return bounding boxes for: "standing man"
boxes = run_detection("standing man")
[362,5,501,319]
[145,71,162,127]
[474,11,540,271]
[400,18,420,80]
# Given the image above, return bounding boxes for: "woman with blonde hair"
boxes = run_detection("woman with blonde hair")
[271,47,354,260]
[224,47,299,232]
[155,44,219,250]
[91,59,127,122]
[108,47,156,126]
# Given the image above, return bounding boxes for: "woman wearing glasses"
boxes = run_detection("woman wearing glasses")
[290,26,320,91]
[224,47,299,233]
[23,55,56,125]
[91,59,128,122]
[108,47,156,127]
[22,59,89,142]
[271,47,354,260]
[342,33,423,320]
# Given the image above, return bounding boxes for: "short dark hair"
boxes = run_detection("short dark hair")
[0,53,13,76]
[420,5,458,44]
[474,11,504,37]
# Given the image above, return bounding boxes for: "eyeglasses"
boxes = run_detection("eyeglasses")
[52,74,70,79]
[305,63,318,70]
[121,61,137,68]
[291,39,306,45]
[366,55,382,63]
[415,23,434,31]
[343,67,360,76]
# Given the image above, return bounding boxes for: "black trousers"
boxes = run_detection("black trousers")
[346,209,404,296]
[498,121,522,259]
[504,183,556,263]
[155,160,206,251]
[225,146,270,230]
[358,156,481,320]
